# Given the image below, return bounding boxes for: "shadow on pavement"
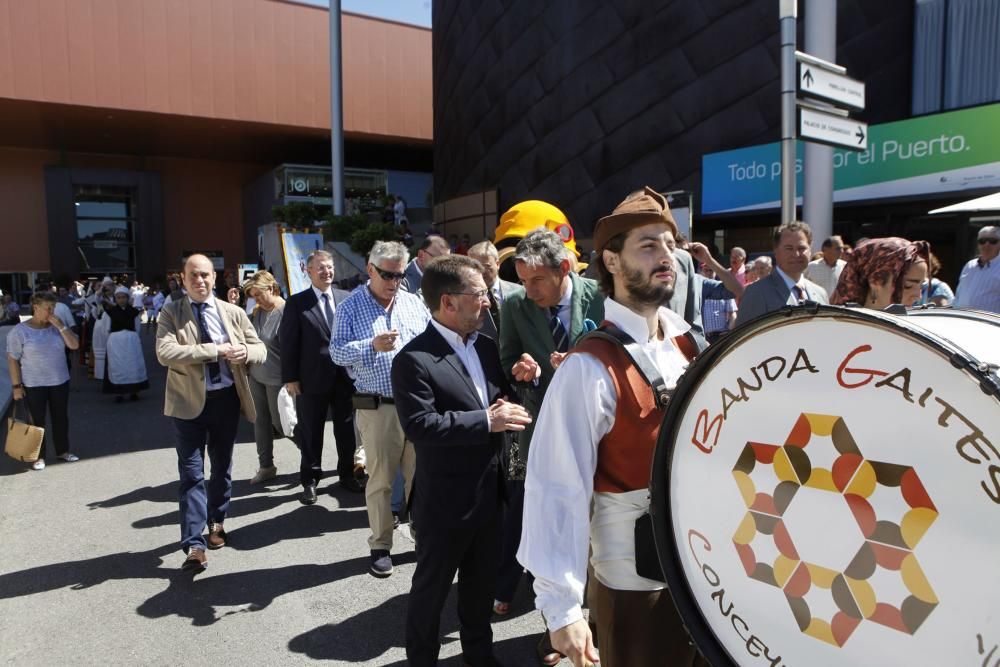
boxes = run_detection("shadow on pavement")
[0,544,177,600]
[292,581,541,665]
[140,552,417,627]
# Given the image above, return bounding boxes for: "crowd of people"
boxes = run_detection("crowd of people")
[5,195,998,665]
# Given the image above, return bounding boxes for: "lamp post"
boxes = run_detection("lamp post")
[329,0,345,216]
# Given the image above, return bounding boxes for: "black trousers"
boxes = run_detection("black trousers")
[296,384,356,488]
[23,381,71,460]
[406,501,502,666]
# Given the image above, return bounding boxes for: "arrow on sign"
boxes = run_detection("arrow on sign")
[855,125,865,145]
[802,68,814,87]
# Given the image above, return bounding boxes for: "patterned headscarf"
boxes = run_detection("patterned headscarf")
[831,237,930,306]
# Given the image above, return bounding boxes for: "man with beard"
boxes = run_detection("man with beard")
[518,187,707,667]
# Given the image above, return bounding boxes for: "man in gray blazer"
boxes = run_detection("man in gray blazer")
[736,221,829,326]
[468,240,519,340]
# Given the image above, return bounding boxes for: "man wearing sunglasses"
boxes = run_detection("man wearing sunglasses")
[955,226,1000,313]
[332,241,431,578]
[401,234,451,294]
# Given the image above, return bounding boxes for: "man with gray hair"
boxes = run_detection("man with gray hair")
[497,228,604,659]
[332,241,431,577]
[467,239,520,339]
[751,255,773,281]
[955,225,1000,312]
[279,249,360,504]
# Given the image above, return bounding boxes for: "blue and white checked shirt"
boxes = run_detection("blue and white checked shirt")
[955,258,1000,313]
[331,284,430,397]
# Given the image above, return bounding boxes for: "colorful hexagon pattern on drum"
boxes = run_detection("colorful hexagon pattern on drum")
[731,413,939,648]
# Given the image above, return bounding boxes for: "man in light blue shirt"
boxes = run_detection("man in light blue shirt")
[955,226,1000,313]
[332,241,430,577]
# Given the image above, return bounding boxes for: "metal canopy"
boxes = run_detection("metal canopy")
[929,190,1000,214]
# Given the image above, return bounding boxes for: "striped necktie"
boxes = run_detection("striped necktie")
[793,284,807,304]
[549,306,569,353]
[192,302,222,384]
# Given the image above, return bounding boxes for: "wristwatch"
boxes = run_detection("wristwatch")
[12,383,23,389]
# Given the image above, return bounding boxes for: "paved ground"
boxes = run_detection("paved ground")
[0,328,548,665]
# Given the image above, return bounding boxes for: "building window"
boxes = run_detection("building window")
[75,185,138,276]
[912,0,1000,114]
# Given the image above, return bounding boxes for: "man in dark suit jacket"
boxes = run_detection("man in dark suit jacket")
[392,255,532,667]
[400,234,451,294]
[278,250,361,504]
[736,221,829,326]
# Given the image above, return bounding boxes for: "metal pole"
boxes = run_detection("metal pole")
[803,0,837,247]
[780,0,798,224]
[329,0,345,216]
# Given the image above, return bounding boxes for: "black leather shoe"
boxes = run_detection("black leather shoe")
[339,476,366,493]
[300,484,318,505]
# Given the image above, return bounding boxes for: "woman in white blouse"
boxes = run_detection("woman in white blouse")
[6,292,81,470]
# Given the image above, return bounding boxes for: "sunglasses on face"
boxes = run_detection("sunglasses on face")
[978,238,999,245]
[372,265,406,281]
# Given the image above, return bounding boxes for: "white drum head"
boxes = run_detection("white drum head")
[652,305,1000,667]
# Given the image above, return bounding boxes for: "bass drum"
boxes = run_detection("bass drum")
[650,305,1000,667]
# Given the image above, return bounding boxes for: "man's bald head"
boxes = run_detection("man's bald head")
[182,254,217,302]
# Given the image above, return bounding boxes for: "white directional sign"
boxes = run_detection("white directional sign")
[798,63,865,110]
[799,107,868,151]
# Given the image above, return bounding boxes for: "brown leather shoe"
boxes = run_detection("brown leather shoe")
[207,523,228,550]
[182,548,208,572]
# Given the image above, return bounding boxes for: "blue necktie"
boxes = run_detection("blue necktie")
[192,302,222,384]
[321,293,335,330]
[549,306,569,353]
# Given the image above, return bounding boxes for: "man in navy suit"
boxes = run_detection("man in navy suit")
[392,254,532,667]
[735,221,829,326]
[279,250,361,505]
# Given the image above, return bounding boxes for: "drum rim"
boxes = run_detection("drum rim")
[650,303,999,666]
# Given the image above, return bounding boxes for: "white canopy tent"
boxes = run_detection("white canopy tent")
[929,190,1000,214]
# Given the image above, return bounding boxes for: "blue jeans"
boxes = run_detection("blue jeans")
[391,469,405,513]
[173,386,240,553]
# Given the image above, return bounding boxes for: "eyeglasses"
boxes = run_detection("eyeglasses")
[978,238,999,245]
[372,265,406,281]
[448,289,490,300]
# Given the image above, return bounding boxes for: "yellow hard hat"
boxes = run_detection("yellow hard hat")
[494,200,581,258]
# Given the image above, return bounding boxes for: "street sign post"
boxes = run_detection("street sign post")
[798,107,868,151]
[798,62,865,110]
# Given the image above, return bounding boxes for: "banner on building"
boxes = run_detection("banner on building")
[702,102,1000,215]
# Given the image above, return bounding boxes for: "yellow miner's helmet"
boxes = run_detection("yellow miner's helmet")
[493,200,586,280]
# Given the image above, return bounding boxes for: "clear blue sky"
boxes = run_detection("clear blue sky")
[293,1,432,28]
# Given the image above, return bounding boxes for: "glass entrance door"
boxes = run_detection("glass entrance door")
[75,186,138,279]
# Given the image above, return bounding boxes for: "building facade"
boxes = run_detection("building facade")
[432,0,1000,281]
[0,0,432,291]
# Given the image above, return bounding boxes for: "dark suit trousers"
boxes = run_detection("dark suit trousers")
[406,500,502,666]
[172,386,239,553]
[296,386,356,488]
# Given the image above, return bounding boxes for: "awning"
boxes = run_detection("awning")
[929,190,1000,214]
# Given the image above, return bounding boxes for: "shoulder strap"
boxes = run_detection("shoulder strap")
[579,323,673,410]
